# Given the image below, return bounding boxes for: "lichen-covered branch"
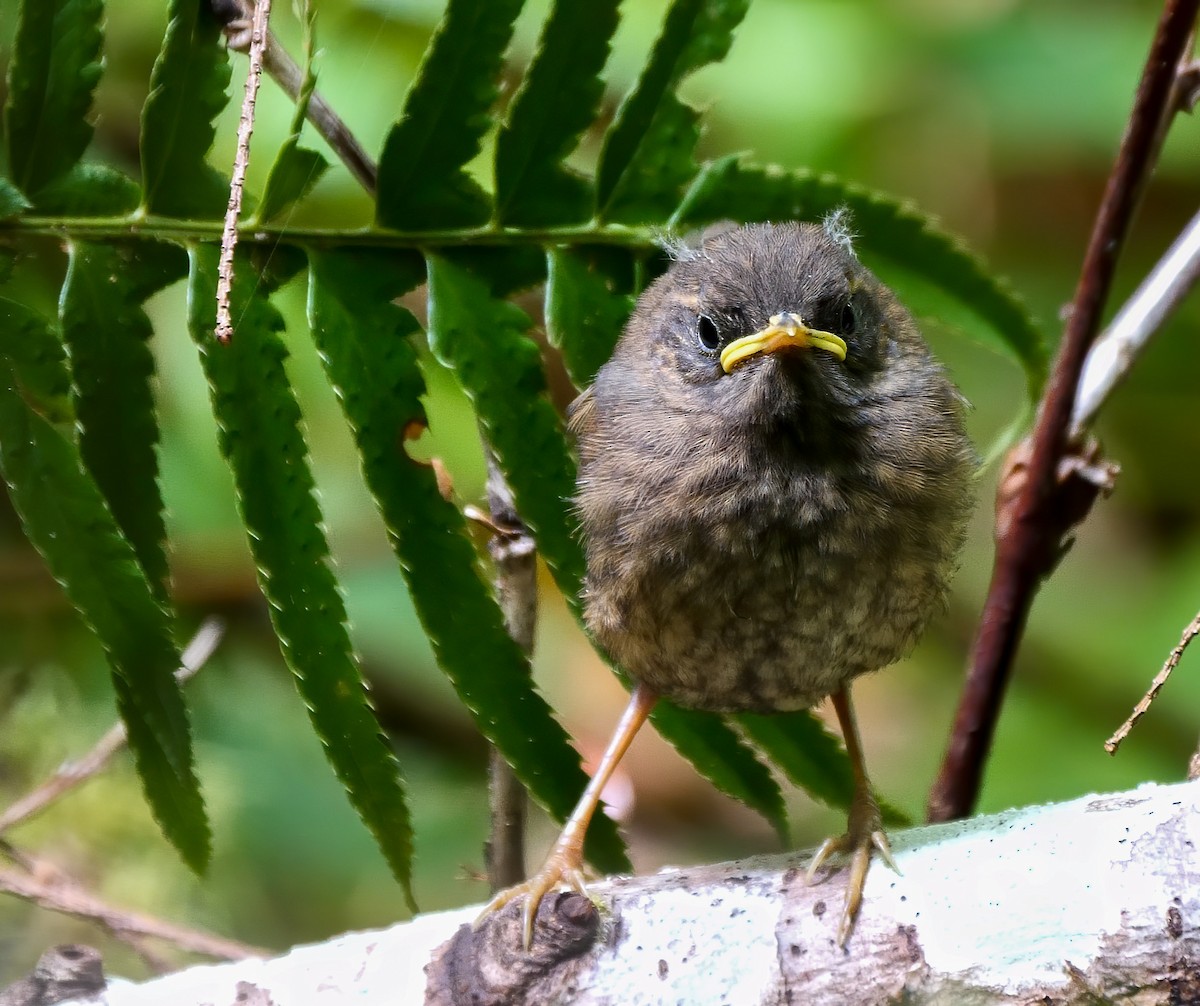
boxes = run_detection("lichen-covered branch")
[54,780,1200,1005]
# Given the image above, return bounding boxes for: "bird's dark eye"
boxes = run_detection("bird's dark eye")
[696,315,722,351]
[837,301,858,336]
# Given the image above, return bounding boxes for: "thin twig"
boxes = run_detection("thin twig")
[0,854,265,961]
[0,619,225,834]
[218,2,378,194]
[214,0,272,344]
[927,0,1200,823]
[479,452,534,893]
[1105,607,1200,754]
[1071,206,1200,435]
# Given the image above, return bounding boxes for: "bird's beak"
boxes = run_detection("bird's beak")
[720,312,848,374]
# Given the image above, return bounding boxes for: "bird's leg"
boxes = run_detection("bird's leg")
[478,683,658,948]
[806,685,899,946]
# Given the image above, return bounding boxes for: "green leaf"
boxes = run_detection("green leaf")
[256,140,328,223]
[493,0,621,226]
[595,0,748,223]
[0,181,32,221]
[185,245,416,909]
[425,252,786,835]
[445,246,547,299]
[375,0,524,230]
[0,297,73,423]
[426,252,583,594]
[253,0,327,223]
[736,711,908,828]
[307,247,628,872]
[3,0,104,198]
[654,706,787,842]
[140,0,230,218]
[673,157,1048,397]
[0,298,209,872]
[0,0,132,219]
[32,163,141,217]
[545,246,635,388]
[60,241,187,599]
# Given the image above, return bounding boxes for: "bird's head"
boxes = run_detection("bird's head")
[616,220,920,436]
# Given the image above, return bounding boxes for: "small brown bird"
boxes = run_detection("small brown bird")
[487,219,975,946]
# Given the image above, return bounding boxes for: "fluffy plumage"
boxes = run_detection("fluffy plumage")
[570,221,975,712]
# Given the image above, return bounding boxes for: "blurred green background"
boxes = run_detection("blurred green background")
[1,0,1198,981]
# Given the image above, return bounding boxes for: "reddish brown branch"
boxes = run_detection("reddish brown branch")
[217,1,378,195]
[927,0,1200,823]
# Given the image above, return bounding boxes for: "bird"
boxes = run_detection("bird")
[483,218,976,948]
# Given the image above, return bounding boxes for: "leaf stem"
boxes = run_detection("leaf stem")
[5,215,659,250]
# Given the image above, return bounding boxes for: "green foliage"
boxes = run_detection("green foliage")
[139,0,230,218]
[0,180,31,220]
[254,0,327,223]
[187,246,416,908]
[256,143,327,224]
[651,705,788,841]
[0,0,1047,895]
[494,0,620,225]
[596,0,749,222]
[737,712,908,828]
[0,298,209,871]
[545,247,635,387]
[0,299,73,422]
[33,163,141,216]
[307,247,628,872]
[376,0,524,229]
[426,252,583,597]
[4,0,104,201]
[60,241,186,598]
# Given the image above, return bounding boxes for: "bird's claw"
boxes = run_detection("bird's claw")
[806,819,899,946]
[476,849,590,949]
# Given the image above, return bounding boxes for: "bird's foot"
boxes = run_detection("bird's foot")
[806,792,899,946]
[476,841,590,949]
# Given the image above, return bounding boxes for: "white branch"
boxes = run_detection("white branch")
[58,780,1200,1005]
[1071,206,1200,435]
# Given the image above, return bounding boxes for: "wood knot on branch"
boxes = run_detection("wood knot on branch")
[0,944,105,1006]
[424,893,600,1006]
[994,435,1119,567]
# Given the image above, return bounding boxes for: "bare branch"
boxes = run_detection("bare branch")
[0,855,264,962]
[1071,206,1200,435]
[481,453,534,892]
